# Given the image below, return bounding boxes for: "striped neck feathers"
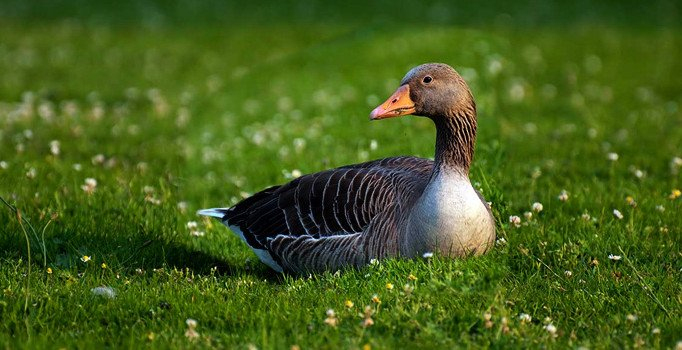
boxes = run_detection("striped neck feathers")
[431,106,477,174]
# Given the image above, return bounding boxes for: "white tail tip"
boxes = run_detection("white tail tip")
[197,208,229,219]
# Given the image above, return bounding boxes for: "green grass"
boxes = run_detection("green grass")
[1,1,681,348]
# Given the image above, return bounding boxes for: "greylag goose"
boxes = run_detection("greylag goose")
[199,63,495,273]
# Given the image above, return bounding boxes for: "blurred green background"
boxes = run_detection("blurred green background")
[1,1,680,348]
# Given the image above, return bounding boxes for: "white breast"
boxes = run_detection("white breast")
[403,170,494,257]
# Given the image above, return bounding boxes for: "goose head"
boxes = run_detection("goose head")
[370,63,474,120]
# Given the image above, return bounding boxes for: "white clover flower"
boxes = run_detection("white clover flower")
[518,313,532,323]
[557,190,569,202]
[26,167,37,179]
[655,205,665,212]
[185,318,199,340]
[672,156,682,167]
[186,221,198,230]
[0,161,7,170]
[73,163,82,171]
[564,270,573,277]
[626,314,637,322]
[633,169,645,179]
[92,154,105,165]
[422,252,434,259]
[369,139,378,151]
[608,254,622,261]
[81,178,97,194]
[531,202,543,213]
[91,286,116,299]
[581,213,591,221]
[495,237,507,246]
[607,152,619,161]
[613,209,623,220]
[293,138,306,152]
[509,215,521,227]
[523,211,533,220]
[49,140,60,155]
[186,318,198,329]
[291,169,302,178]
[544,323,557,335]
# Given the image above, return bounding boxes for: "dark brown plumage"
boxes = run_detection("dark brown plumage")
[199,63,496,273]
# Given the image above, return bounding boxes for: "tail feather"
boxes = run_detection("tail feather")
[197,208,231,219]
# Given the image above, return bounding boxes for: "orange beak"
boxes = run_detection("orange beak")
[369,84,416,120]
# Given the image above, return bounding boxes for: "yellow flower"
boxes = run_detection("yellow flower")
[625,196,637,207]
[371,294,381,304]
[80,255,91,263]
[669,189,681,199]
[46,267,52,274]
[101,263,107,269]
[385,283,394,290]
[344,300,354,308]
[408,274,418,281]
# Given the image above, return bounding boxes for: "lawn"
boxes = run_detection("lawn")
[1,1,681,348]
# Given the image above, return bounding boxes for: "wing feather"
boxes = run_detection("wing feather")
[222,157,432,250]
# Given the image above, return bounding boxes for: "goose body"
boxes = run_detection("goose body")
[199,63,496,273]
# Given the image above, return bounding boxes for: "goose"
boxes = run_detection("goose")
[198,63,496,273]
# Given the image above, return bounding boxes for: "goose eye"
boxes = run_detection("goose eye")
[422,76,433,84]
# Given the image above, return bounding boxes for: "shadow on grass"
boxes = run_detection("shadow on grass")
[0,226,284,284]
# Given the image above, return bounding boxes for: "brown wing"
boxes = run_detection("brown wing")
[221,156,432,250]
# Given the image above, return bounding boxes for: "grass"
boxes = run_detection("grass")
[1,1,681,348]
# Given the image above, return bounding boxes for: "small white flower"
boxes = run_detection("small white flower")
[26,167,37,179]
[495,237,507,246]
[564,270,573,277]
[626,314,637,322]
[187,221,198,230]
[523,211,533,220]
[81,178,97,194]
[291,169,302,178]
[607,152,619,161]
[655,205,665,212]
[544,323,557,335]
[186,318,198,329]
[518,313,532,323]
[73,163,82,171]
[91,286,116,299]
[651,327,660,335]
[608,254,622,261]
[326,309,335,317]
[85,178,97,187]
[422,252,434,259]
[293,138,306,152]
[92,154,105,165]
[531,202,543,213]
[49,140,60,155]
[581,213,591,221]
[633,169,644,178]
[177,201,188,213]
[672,156,682,167]
[509,215,521,227]
[369,258,378,265]
[613,209,623,220]
[369,139,378,151]
[557,190,569,202]
[0,161,7,170]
